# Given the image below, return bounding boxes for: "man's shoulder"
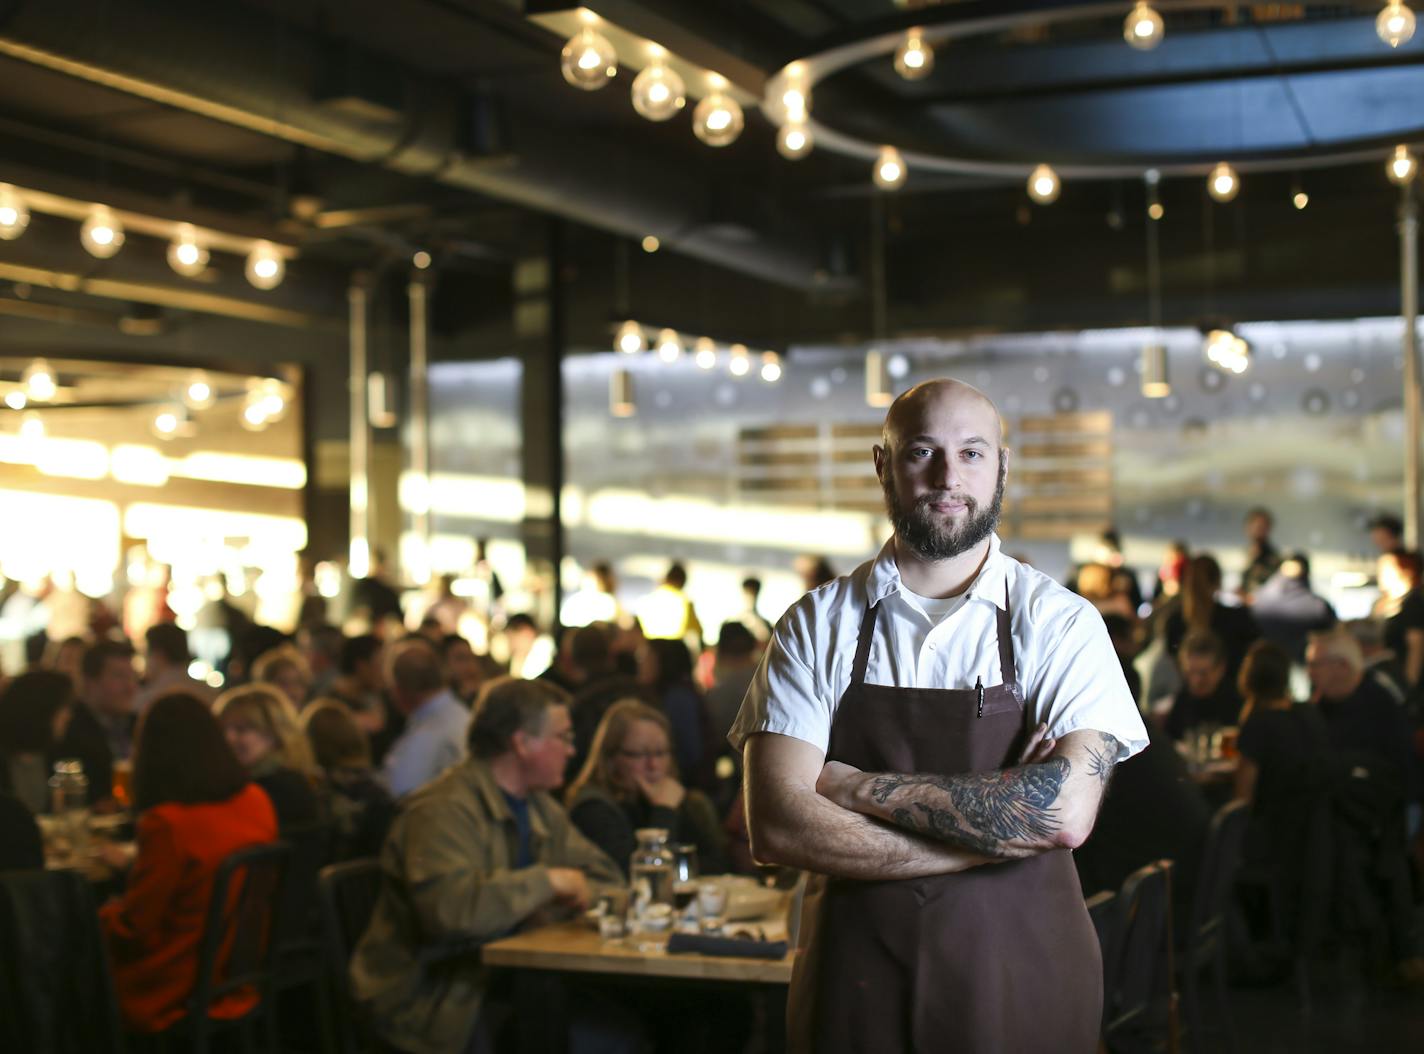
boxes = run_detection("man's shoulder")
[775,560,872,637]
[1002,556,1097,627]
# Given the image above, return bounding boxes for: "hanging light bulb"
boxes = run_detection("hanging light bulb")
[1141,344,1169,397]
[0,184,29,240]
[182,371,216,410]
[1293,190,1309,210]
[1387,144,1419,185]
[694,337,717,369]
[1207,162,1239,202]
[692,91,744,147]
[1377,2,1416,47]
[245,242,285,289]
[610,369,636,417]
[257,379,289,422]
[1124,2,1165,50]
[1026,164,1061,205]
[561,28,618,91]
[759,351,783,383]
[615,320,645,354]
[873,146,907,191]
[80,204,124,258]
[22,358,56,402]
[728,344,751,377]
[151,405,184,441]
[779,85,811,124]
[19,411,44,441]
[631,58,685,121]
[655,328,682,362]
[865,349,893,407]
[777,121,814,160]
[4,390,24,410]
[241,395,270,431]
[894,30,935,79]
[166,223,209,277]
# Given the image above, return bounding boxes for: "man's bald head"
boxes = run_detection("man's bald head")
[881,379,1004,456]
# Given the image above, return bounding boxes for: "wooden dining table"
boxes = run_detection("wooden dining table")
[483,918,794,1053]
[482,919,795,984]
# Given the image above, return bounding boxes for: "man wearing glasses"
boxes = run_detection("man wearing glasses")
[354,676,622,1054]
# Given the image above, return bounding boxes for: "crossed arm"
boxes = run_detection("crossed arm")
[744,727,1120,880]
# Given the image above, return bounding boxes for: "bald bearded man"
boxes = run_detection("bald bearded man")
[731,379,1148,1054]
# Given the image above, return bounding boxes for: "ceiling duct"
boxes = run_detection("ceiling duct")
[0,0,833,289]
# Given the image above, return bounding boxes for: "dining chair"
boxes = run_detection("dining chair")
[1179,799,1248,1053]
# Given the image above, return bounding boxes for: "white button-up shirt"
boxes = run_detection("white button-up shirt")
[729,534,1148,761]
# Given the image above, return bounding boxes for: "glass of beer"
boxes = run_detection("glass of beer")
[112,759,133,808]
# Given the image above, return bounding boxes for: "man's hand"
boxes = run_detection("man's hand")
[546,867,592,911]
[815,723,1059,812]
[636,774,686,810]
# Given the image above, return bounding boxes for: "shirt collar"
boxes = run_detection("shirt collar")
[409,687,459,723]
[865,532,1008,611]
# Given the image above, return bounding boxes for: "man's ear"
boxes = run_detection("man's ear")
[872,444,887,484]
[999,446,1012,473]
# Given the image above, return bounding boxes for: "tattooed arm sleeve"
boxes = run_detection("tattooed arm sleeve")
[846,730,1122,859]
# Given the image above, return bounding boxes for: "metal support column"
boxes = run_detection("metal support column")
[1402,191,1421,548]
[408,274,432,585]
[348,276,372,578]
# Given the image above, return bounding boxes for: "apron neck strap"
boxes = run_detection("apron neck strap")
[996,582,1018,689]
[851,601,879,686]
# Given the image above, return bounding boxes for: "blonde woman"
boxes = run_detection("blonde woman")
[251,643,314,710]
[565,698,726,877]
[214,683,324,829]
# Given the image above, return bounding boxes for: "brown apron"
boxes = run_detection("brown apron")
[787,594,1101,1054]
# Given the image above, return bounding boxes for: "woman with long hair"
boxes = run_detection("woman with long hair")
[300,698,395,859]
[1164,553,1260,686]
[0,670,74,814]
[213,683,323,829]
[100,691,277,1033]
[565,698,727,877]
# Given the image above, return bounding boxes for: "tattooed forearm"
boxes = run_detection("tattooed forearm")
[864,759,1072,857]
[1085,733,1121,787]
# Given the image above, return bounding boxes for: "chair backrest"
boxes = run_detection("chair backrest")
[1187,799,1249,947]
[0,868,123,1054]
[319,857,383,1054]
[1086,889,1119,963]
[277,820,338,947]
[189,841,291,1018]
[319,857,383,967]
[1105,859,1175,1037]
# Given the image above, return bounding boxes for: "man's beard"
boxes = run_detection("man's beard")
[883,457,1006,562]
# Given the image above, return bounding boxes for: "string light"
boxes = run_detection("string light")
[245,242,285,289]
[166,223,209,277]
[873,146,907,190]
[1207,162,1240,203]
[1387,144,1418,185]
[694,337,717,369]
[728,343,751,377]
[1027,165,1061,205]
[80,204,124,258]
[22,359,56,402]
[777,122,813,160]
[0,184,29,240]
[1293,190,1309,210]
[1377,2,1416,47]
[641,235,660,253]
[182,371,215,410]
[692,91,744,147]
[655,329,682,362]
[1124,3,1165,50]
[561,28,617,90]
[631,56,685,121]
[1203,329,1251,374]
[759,351,782,383]
[616,320,645,354]
[894,31,935,79]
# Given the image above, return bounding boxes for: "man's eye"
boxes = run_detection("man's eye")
[962,449,982,460]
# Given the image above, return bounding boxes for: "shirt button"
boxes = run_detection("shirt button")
[927,642,937,651]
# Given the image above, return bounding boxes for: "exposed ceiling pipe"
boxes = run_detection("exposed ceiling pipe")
[0,0,834,290]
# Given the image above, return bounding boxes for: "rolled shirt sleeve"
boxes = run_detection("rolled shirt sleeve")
[728,604,834,755]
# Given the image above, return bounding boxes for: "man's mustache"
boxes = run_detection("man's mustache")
[915,491,976,512]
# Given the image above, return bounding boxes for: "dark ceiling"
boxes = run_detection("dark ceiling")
[0,0,1418,367]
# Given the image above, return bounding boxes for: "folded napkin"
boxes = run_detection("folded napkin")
[666,932,789,959]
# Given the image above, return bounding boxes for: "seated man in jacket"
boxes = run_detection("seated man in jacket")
[351,676,622,1054]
